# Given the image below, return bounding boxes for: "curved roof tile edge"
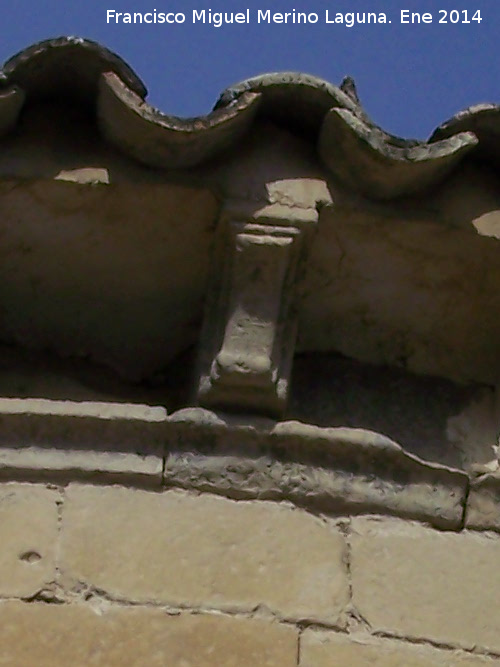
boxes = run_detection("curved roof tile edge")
[1,36,147,99]
[0,36,498,198]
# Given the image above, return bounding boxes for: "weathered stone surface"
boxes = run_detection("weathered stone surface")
[0,483,58,597]
[197,214,305,416]
[0,447,162,487]
[0,179,217,382]
[350,517,500,652]
[166,411,468,529]
[60,485,349,624]
[0,398,167,442]
[300,630,500,666]
[289,351,486,470]
[197,199,318,418]
[0,398,164,486]
[55,166,110,184]
[0,601,298,666]
[301,202,500,388]
[218,200,319,227]
[0,397,469,522]
[203,123,332,207]
[466,472,500,531]
[98,71,261,169]
[0,397,166,420]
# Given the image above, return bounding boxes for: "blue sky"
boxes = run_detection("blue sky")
[0,0,496,138]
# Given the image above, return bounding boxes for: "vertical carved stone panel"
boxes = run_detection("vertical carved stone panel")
[197,204,316,417]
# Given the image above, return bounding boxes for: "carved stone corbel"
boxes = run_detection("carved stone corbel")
[196,202,317,417]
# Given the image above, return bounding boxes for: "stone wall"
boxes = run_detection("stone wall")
[1,480,499,665]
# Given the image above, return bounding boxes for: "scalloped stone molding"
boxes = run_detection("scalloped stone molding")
[1,37,499,195]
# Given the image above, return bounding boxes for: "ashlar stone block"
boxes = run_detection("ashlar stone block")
[0,601,298,666]
[350,517,500,653]
[60,484,349,624]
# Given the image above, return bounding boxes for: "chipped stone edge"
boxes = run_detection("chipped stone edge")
[0,399,167,488]
[97,73,262,169]
[465,472,500,532]
[165,409,469,530]
[0,399,472,529]
[430,103,500,142]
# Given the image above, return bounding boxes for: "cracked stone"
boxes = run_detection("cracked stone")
[299,629,500,666]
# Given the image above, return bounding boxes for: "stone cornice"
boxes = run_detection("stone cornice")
[0,398,472,531]
[0,38,498,526]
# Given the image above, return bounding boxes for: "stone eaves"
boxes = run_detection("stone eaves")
[0,36,498,397]
[0,37,499,530]
[0,36,498,198]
